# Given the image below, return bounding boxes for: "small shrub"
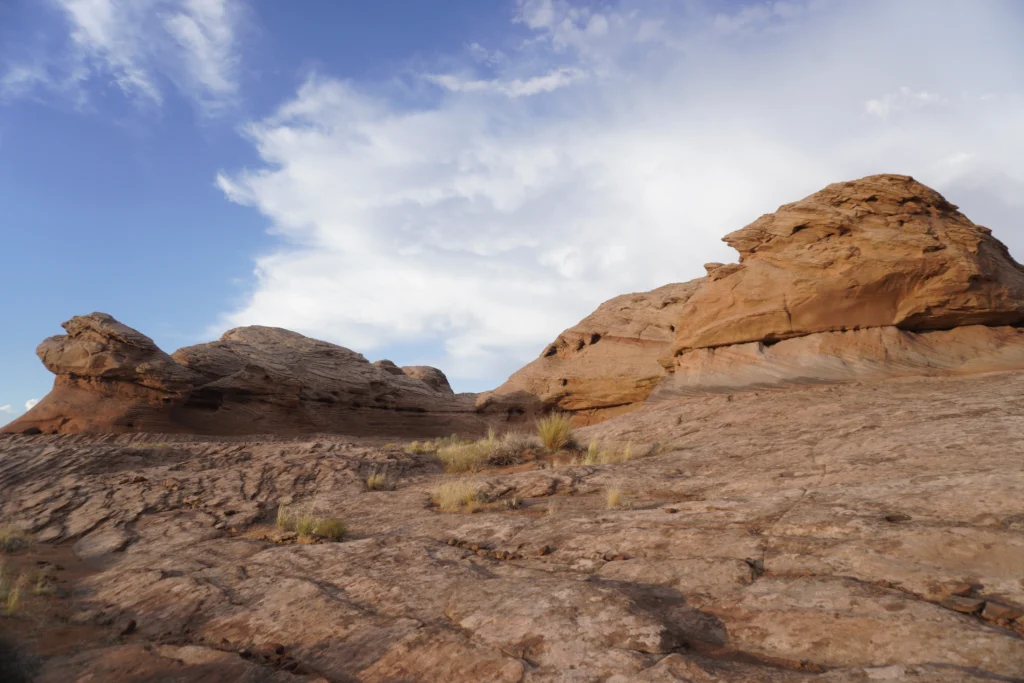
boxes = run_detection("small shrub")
[488,430,536,466]
[503,497,522,510]
[365,473,389,491]
[537,413,575,451]
[433,481,480,513]
[0,527,29,554]
[606,488,623,509]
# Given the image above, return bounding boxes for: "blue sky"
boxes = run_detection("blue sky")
[1,0,1023,420]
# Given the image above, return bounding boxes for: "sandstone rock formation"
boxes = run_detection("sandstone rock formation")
[1,369,1022,680]
[487,174,1024,418]
[656,324,1024,397]
[671,174,1024,353]
[478,281,703,423]
[3,314,488,437]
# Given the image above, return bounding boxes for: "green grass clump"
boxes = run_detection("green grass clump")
[537,413,575,451]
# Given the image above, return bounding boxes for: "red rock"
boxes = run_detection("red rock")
[941,596,986,614]
[478,281,703,423]
[982,602,1023,622]
[3,317,492,437]
[670,174,1024,355]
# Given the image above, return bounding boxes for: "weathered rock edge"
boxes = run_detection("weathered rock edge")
[2,313,490,437]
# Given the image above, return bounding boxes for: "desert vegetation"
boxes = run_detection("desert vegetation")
[365,472,391,491]
[0,561,27,616]
[0,526,29,553]
[432,480,482,513]
[405,418,662,481]
[537,412,575,450]
[276,503,346,540]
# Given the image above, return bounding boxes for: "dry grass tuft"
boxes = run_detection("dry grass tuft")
[606,487,623,509]
[537,413,575,451]
[0,526,29,554]
[5,575,25,615]
[432,481,481,513]
[33,568,54,597]
[365,473,390,491]
[403,440,437,455]
[0,564,27,616]
[436,430,538,473]
[313,518,346,540]
[277,503,345,540]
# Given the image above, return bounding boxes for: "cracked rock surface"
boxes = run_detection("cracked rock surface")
[1,370,1023,681]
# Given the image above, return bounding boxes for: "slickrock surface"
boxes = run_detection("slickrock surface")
[3,315,489,437]
[479,281,704,423]
[670,174,1024,354]
[1,370,1022,681]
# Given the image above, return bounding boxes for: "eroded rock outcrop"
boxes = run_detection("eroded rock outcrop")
[3,315,487,437]
[478,281,703,423]
[489,174,1024,418]
[671,174,1024,353]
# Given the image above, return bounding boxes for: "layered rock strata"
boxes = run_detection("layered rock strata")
[477,281,703,424]
[3,314,487,436]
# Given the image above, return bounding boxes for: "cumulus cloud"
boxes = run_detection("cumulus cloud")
[217,0,1024,390]
[25,399,40,411]
[2,0,244,115]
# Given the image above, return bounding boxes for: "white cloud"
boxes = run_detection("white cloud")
[2,0,244,115]
[217,0,1024,391]
[425,67,585,98]
[25,399,40,411]
[0,405,13,415]
[865,87,945,119]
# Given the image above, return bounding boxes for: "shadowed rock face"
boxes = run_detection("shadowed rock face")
[3,315,488,437]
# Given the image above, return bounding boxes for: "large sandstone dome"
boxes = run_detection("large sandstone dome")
[672,174,1024,353]
[484,174,1024,419]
